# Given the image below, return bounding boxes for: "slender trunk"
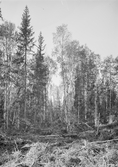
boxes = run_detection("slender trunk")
[61,49,68,130]
[24,47,27,119]
[4,37,9,129]
[34,93,39,126]
[95,85,99,127]
[84,56,88,121]
[109,61,112,123]
[77,89,80,124]
[50,100,53,123]
[43,88,46,121]
[106,87,108,121]
[16,68,21,129]
[66,81,70,131]
[44,85,47,119]
[63,73,68,129]
[4,84,8,128]
[17,104,20,130]
[77,60,81,124]
[84,74,87,121]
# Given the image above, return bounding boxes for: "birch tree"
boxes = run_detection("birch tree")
[53,24,71,131]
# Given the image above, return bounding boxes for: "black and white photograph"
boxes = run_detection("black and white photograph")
[0,0,118,166]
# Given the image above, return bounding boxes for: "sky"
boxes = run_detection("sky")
[1,0,118,60]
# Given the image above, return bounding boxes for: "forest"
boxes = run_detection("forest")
[0,5,118,167]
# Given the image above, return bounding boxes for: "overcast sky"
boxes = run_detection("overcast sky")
[1,0,118,59]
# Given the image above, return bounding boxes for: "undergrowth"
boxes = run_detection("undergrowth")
[1,139,118,167]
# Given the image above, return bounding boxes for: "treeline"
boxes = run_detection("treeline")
[0,6,118,134]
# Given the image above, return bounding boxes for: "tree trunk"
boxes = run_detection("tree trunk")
[61,48,68,131]
[109,61,112,124]
[4,37,9,130]
[84,79,87,121]
[17,104,20,130]
[63,75,68,130]
[4,85,8,129]
[95,85,99,127]
[77,89,80,124]
[24,47,27,119]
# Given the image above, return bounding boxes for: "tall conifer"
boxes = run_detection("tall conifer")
[18,6,34,118]
[31,32,49,124]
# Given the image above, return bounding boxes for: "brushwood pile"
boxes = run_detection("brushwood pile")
[1,139,118,167]
[1,121,118,167]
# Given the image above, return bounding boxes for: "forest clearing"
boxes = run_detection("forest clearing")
[1,130,118,167]
[0,1,118,166]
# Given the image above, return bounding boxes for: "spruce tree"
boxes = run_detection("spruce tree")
[17,6,34,119]
[31,32,49,125]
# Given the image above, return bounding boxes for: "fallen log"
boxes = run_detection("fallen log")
[98,121,118,130]
[61,134,79,139]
